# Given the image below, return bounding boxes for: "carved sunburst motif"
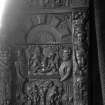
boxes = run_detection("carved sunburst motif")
[26,14,72,44]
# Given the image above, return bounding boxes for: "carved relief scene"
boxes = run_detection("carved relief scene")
[0,0,89,104]
[13,12,74,105]
[15,44,73,105]
[25,44,72,76]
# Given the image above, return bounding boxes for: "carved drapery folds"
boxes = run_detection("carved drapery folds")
[72,11,89,105]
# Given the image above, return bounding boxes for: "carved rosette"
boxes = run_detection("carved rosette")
[72,11,89,105]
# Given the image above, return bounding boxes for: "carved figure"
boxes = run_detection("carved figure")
[73,11,89,105]
[40,48,60,74]
[46,52,57,73]
[30,53,41,73]
[48,86,62,105]
[59,48,72,82]
[15,49,26,79]
[75,48,87,73]
[54,0,63,6]
[23,96,32,105]
[23,83,33,105]
[31,85,40,105]
[30,46,42,73]
[3,99,10,105]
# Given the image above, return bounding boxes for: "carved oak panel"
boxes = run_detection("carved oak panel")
[14,43,73,105]
[10,11,89,105]
[1,0,89,105]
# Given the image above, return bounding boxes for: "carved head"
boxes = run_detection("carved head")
[48,81,54,88]
[34,85,38,92]
[76,49,86,66]
[77,33,83,42]
[62,48,72,61]
[17,49,21,57]
[33,46,42,56]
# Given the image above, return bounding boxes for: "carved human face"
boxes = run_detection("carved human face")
[48,52,53,58]
[62,51,70,61]
[34,86,38,93]
[77,33,83,43]
[76,52,84,66]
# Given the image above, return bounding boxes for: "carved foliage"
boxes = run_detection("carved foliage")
[21,80,64,105]
[72,11,89,105]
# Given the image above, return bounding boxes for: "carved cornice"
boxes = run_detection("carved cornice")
[4,0,89,16]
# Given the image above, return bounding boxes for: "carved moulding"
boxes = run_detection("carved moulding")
[0,46,12,105]
[71,0,89,7]
[72,10,89,105]
[24,0,71,9]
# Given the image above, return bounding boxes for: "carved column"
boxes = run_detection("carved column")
[72,11,89,105]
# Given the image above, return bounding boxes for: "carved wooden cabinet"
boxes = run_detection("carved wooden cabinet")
[0,0,89,105]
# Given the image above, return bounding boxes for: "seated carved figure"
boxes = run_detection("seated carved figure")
[40,51,60,74]
[59,48,72,82]
[30,46,42,73]
[30,53,41,73]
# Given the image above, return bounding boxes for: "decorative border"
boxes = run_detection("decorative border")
[72,10,89,105]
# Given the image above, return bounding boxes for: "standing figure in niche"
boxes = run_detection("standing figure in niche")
[59,48,72,82]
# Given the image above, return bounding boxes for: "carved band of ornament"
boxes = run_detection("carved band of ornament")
[73,11,89,71]
[72,11,88,105]
[24,0,70,8]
